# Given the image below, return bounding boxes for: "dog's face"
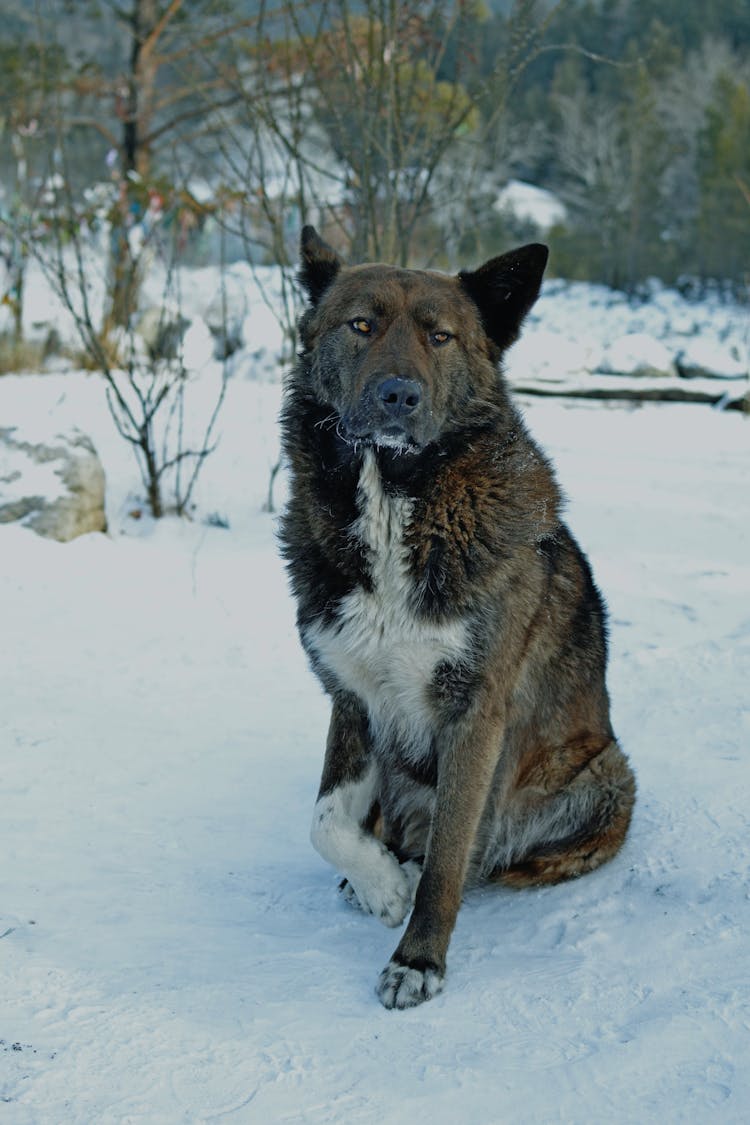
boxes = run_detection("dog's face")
[297,227,548,454]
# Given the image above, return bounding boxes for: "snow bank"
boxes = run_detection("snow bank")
[506,279,749,402]
[600,333,677,378]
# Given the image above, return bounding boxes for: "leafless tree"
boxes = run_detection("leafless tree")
[34,152,230,518]
[58,0,263,335]
[0,37,61,356]
[200,1,559,267]
[188,0,558,506]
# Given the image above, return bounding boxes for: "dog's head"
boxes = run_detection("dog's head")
[297,226,547,453]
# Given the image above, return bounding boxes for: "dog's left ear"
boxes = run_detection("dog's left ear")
[458,243,548,353]
[299,225,343,306]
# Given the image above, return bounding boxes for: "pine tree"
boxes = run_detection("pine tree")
[697,72,750,285]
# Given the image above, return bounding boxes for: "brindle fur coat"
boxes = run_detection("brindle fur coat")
[280,226,636,1009]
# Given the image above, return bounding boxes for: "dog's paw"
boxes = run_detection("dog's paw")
[339,859,421,928]
[376,958,444,1009]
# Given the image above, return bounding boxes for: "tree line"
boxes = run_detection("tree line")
[1,0,748,293]
[492,0,750,290]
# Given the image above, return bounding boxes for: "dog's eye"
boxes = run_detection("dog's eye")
[349,318,373,336]
[430,330,453,347]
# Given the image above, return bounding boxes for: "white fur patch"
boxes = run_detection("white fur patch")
[310,764,418,927]
[341,859,421,923]
[304,450,467,758]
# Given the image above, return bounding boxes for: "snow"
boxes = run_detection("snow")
[1,267,749,1121]
[600,332,677,377]
[676,336,748,380]
[0,431,66,508]
[506,279,749,403]
[494,180,568,231]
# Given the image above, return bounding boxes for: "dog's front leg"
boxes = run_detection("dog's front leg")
[311,692,420,928]
[376,702,504,1008]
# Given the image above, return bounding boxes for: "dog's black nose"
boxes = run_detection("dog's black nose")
[377,377,422,417]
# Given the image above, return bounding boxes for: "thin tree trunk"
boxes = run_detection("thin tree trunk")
[105,0,160,334]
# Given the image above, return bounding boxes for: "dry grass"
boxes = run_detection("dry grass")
[0,336,50,375]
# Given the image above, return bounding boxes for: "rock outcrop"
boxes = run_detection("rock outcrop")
[0,426,106,541]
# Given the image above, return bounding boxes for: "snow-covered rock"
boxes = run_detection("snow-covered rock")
[494,180,567,231]
[0,425,106,541]
[600,333,677,378]
[676,336,748,380]
[506,329,599,384]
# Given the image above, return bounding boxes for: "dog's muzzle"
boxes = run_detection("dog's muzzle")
[342,376,432,451]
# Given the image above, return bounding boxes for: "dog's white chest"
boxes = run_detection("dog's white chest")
[304,451,466,746]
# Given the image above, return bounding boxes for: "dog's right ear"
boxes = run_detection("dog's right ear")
[299,225,342,306]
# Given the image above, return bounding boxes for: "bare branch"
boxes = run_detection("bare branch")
[140,0,186,64]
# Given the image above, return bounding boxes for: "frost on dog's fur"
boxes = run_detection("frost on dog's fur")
[281,226,636,1008]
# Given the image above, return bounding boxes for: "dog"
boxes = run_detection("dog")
[280,226,636,1009]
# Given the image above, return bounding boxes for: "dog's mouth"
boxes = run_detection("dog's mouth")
[370,426,422,455]
[339,419,422,455]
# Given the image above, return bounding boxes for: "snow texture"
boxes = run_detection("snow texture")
[493,179,568,231]
[1,276,749,1121]
[507,278,749,401]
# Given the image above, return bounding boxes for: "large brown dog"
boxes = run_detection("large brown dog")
[280,226,635,1009]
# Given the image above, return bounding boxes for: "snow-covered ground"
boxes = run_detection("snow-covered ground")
[1,334,749,1121]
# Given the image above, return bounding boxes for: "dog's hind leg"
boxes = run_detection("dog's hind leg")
[311,693,419,927]
[488,739,636,887]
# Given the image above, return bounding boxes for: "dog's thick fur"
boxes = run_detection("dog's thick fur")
[280,226,636,1009]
